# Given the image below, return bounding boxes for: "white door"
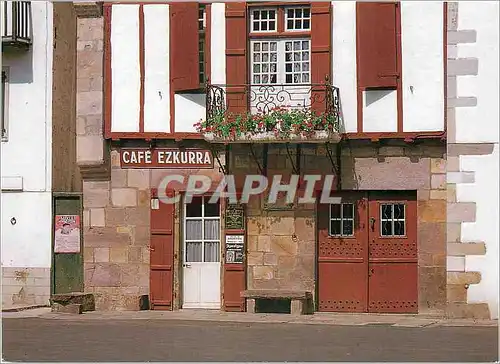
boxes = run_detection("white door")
[182,196,221,309]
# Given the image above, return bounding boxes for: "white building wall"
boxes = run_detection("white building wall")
[1,1,53,308]
[453,1,499,319]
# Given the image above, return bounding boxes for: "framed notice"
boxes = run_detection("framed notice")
[225,235,245,264]
[225,203,245,230]
[54,215,81,253]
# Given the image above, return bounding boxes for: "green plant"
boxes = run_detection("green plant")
[195,106,339,140]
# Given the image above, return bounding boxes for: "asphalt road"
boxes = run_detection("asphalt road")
[2,318,498,362]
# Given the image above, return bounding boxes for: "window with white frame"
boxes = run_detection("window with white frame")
[329,203,355,237]
[380,203,406,237]
[198,4,206,86]
[184,196,221,263]
[1,69,8,141]
[249,5,311,85]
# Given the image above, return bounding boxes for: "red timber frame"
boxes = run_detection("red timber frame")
[103,2,211,140]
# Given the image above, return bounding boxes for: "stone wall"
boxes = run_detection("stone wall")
[232,141,446,312]
[1,268,51,308]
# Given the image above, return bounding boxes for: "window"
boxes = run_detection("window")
[1,69,8,141]
[380,203,406,237]
[329,203,355,237]
[184,196,221,263]
[249,5,311,85]
[198,4,206,86]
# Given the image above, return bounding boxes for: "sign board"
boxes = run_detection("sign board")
[225,235,245,264]
[225,203,245,230]
[54,215,81,253]
[120,148,214,169]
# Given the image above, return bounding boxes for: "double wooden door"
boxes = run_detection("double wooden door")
[317,191,418,313]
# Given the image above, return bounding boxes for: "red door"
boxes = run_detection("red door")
[317,192,368,312]
[367,193,418,313]
[317,192,418,313]
[149,189,175,310]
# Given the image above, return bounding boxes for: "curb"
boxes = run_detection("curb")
[1,305,50,313]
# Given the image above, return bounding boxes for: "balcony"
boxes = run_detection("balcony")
[200,82,342,144]
[1,1,32,50]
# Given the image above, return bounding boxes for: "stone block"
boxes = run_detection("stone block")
[448,58,478,76]
[257,235,271,252]
[263,253,278,266]
[377,146,405,157]
[268,217,295,235]
[51,303,83,314]
[87,263,122,287]
[83,247,94,263]
[447,30,477,44]
[110,248,128,263]
[447,202,476,223]
[446,256,465,271]
[447,171,475,184]
[138,190,150,207]
[50,292,95,312]
[417,189,430,201]
[418,266,447,310]
[447,156,460,172]
[83,181,109,208]
[446,223,462,243]
[247,252,264,266]
[111,169,128,188]
[247,236,258,252]
[77,50,103,79]
[447,271,481,285]
[83,210,90,227]
[128,170,150,189]
[429,190,447,200]
[446,303,490,319]
[94,248,109,263]
[90,208,105,227]
[447,284,467,303]
[111,189,137,208]
[448,143,495,157]
[128,247,142,263]
[447,242,486,256]
[270,236,297,256]
[447,184,457,203]
[418,200,446,223]
[111,150,121,169]
[124,207,150,227]
[105,208,126,227]
[77,91,102,116]
[430,158,446,174]
[431,174,446,190]
[253,266,274,280]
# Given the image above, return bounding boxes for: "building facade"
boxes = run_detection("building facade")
[1,1,80,309]
[74,1,498,319]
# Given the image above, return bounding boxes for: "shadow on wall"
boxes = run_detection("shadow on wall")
[364,89,394,107]
[3,48,34,84]
[336,92,359,190]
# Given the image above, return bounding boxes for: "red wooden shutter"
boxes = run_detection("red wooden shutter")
[311,2,332,114]
[170,3,199,91]
[149,188,175,310]
[225,3,247,116]
[356,2,399,88]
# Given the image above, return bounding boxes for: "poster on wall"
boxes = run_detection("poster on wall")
[54,215,81,253]
[225,235,245,264]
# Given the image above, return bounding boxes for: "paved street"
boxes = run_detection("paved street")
[2,317,498,362]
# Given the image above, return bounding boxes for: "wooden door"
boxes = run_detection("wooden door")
[149,189,175,310]
[317,192,369,312]
[367,192,418,313]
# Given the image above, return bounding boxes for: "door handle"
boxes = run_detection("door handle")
[149,247,155,252]
[369,217,376,232]
[368,268,374,277]
[183,263,192,268]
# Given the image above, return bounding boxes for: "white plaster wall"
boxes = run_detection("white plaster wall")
[455,2,499,144]
[144,4,170,133]
[210,3,226,86]
[331,1,357,133]
[456,145,499,319]
[1,192,52,268]
[401,2,444,132]
[110,4,140,133]
[0,1,53,192]
[362,90,398,133]
[175,94,206,133]
[452,1,500,320]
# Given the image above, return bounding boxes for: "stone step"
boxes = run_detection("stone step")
[50,292,95,312]
[446,303,491,319]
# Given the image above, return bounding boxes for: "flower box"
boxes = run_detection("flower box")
[202,130,341,144]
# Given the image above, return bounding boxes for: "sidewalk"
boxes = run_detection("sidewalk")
[2,307,498,328]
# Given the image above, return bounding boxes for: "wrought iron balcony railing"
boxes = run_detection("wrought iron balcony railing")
[1,1,32,49]
[202,81,341,143]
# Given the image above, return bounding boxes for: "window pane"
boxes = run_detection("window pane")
[186,220,202,240]
[253,11,260,20]
[394,204,405,219]
[343,220,353,236]
[204,199,219,217]
[343,203,354,218]
[204,220,220,240]
[394,221,405,236]
[330,220,341,235]
[303,19,310,29]
[287,20,294,29]
[253,23,260,32]
[330,204,341,218]
[381,204,392,219]
[381,221,393,236]
[204,242,220,262]
[186,242,202,262]
[186,197,202,217]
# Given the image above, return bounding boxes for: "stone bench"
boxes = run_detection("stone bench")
[241,290,313,315]
[50,292,95,314]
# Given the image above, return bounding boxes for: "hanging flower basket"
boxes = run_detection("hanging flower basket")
[195,106,341,144]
